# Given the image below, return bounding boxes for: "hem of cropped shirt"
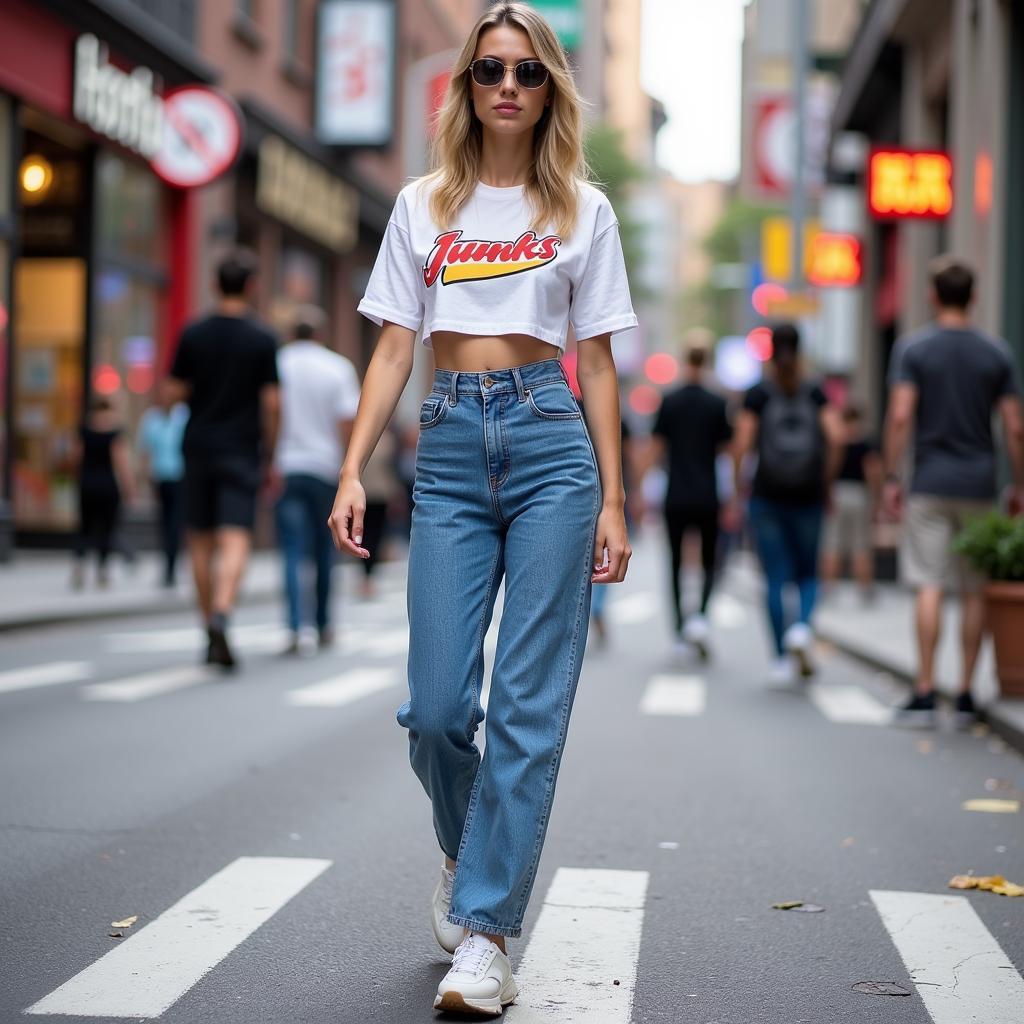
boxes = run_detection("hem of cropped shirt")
[422,320,567,350]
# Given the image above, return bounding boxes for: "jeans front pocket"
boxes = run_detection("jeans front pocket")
[526,381,582,421]
[419,393,451,430]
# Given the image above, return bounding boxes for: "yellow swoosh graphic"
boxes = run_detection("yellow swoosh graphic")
[442,259,551,284]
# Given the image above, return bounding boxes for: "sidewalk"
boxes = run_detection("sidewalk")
[0,551,281,631]
[814,584,1024,752]
[724,554,1024,753]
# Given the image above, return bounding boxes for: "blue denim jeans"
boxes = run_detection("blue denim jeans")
[748,496,824,655]
[401,359,601,938]
[276,473,337,633]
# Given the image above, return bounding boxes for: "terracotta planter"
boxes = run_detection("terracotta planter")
[984,582,1024,699]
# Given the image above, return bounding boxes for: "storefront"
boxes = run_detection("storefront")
[0,0,223,548]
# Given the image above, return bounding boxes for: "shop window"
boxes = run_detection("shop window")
[96,153,163,264]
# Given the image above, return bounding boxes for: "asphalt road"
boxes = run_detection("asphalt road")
[2,538,1022,1024]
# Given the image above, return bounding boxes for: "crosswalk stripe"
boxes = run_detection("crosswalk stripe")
[809,683,893,725]
[608,591,658,625]
[80,666,218,702]
[24,856,332,1019]
[639,674,706,716]
[0,661,92,695]
[510,868,648,1023]
[286,667,398,707]
[870,889,1024,1023]
[105,624,292,655]
[709,593,747,629]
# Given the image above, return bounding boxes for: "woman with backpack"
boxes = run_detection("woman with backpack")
[728,324,842,683]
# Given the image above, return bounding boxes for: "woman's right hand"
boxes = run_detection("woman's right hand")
[328,475,370,559]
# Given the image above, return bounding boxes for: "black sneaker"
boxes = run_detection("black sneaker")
[955,691,978,728]
[896,691,936,726]
[207,623,237,671]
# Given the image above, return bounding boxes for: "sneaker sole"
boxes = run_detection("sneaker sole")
[433,981,517,1016]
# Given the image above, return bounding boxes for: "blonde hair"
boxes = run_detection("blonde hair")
[426,2,589,238]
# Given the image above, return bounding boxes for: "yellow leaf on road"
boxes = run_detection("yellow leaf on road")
[948,874,1024,897]
[110,915,138,928]
[961,798,1020,814]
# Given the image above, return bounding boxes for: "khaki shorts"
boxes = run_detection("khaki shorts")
[901,495,991,591]
[823,481,871,556]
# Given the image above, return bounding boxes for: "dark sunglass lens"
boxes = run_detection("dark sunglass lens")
[517,62,548,88]
[473,59,505,86]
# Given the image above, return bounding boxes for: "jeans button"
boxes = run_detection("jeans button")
[483,376,495,388]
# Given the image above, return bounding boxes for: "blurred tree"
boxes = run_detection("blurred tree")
[683,199,778,340]
[585,125,646,298]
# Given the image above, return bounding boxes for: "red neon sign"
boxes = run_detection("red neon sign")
[807,233,862,288]
[868,148,953,220]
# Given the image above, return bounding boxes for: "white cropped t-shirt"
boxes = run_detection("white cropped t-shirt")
[357,178,638,351]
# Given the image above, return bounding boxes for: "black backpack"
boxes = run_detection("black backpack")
[757,382,825,494]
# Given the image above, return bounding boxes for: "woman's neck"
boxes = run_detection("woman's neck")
[478,129,534,188]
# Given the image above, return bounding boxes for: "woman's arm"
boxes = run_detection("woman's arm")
[577,335,632,584]
[328,322,416,558]
[110,436,137,506]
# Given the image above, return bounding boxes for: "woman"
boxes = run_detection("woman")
[328,4,636,1014]
[728,324,841,683]
[72,395,135,589]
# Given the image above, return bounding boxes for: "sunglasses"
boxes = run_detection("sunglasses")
[469,58,550,90]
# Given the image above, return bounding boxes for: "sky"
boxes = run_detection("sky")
[640,0,748,183]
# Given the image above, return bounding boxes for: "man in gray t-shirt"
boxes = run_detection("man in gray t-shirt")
[883,256,1024,723]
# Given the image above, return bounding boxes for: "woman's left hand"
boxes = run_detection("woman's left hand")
[592,506,632,584]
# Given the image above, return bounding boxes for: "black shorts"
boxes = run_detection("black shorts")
[184,457,260,532]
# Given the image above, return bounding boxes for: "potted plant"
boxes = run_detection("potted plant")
[954,512,1024,698]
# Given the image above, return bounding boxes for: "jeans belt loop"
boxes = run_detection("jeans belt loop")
[512,366,526,402]
[449,371,460,406]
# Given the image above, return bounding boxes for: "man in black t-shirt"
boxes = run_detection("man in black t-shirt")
[167,250,281,669]
[650,330,733,657]
[884,257,1024,723]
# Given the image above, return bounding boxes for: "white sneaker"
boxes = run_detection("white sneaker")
[434,934,518,1016]
[683,614,711,659]
[783,622,815,677]
[431,866,466,954]
[768,656,796,685]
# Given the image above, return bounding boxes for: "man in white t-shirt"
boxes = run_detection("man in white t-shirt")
[275,307,361,652]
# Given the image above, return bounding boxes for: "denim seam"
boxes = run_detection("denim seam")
[449,538,503,883]
[494,398,512,489]
[512,472,601,927]
[445,913,522,939]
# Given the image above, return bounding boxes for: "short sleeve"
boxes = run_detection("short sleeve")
[169,329,194,383]
[569,200,638,342]
[357,192,424,333]
[652,398,670,438]
[895,342,921,387]
[997,348,1019,397]
[743,385,768,415]
[260,336,280,387]
[335,360,361,420]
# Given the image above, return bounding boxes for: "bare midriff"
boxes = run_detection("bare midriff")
[430,331,561,372]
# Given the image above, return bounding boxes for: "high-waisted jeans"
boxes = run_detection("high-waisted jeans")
[400,359,601,938]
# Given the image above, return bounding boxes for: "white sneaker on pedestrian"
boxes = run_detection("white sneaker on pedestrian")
[783,622,816,677]
[683,614,711,659]
[434,934,518,1016]
[768,657,796,685]
[431,865,466,954]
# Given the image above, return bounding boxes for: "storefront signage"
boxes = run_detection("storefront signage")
[256,135,358,253]
[152,87,243,188]
[868,148,953,220]
[807,232,862,288]
[73,34,163,160]
[530,0,583,49]
[316,0,396,147]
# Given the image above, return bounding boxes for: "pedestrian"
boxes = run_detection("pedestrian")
[136,381,189,587]
[649,328,733,658]
[71,396,136,590]
[328,4,637,1013]
[356,425,401,601]
[883,256,1024,724]
[820,400,882,602]
[275,307,360,652]
[167,250,281,671]
[729,323,843,683]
